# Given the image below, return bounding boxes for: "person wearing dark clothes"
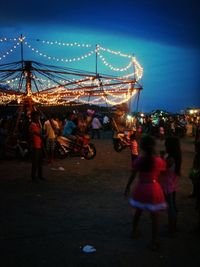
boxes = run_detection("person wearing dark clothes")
[29,111,45,182]
[189,141,200,232]
[159,136,182,236]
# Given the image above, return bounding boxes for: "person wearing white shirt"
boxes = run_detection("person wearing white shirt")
[91,116,102,139]
[44,115,59,163]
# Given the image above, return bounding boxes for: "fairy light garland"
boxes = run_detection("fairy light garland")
[78,96,104,105]
[102,90,137,106]
[132,57,143,80]
[0,37,8,42]
[97,51,133,72]
[0,35,143,106]
[102,85,132,97]
[0,42,20,61]
[24,41,95,63]
[98,45,132,58]
[0,37,19,42]
[0,37,143,81]
[0,93,19,104]
[40,39,92,48]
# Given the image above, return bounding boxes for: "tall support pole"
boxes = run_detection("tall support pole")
[128,89,132,113]
[128,54,135,113]
[95,44,98,75]
[24,61,34,114]
[13,60,33,135]
[136,90,140,113]
[25,61,32,96]
[20,34,24,68]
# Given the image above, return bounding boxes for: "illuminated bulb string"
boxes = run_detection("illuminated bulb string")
[40,39,92,48]
[99,46,132,58]
[132,57,143,80]
[0,42,20,61]
[0,37,20,42]
[0,36,143,106]
[78,97,104,105]
[102,91,136,106]
[25,39,143,79]
[97,51,133,72]
[24,41,95,63]
[0,36,143,79]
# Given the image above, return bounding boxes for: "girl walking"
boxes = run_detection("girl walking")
[124,135,167,250]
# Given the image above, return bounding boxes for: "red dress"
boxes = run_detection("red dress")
[129,156,167,212]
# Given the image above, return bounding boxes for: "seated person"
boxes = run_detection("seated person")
[62,113,77,140]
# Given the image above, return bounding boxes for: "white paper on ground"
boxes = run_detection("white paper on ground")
[82,245,96,253]
[58,166,65,171]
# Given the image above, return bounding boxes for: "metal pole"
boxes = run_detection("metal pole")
[129,93,132,113]
[25,61,32,96]
[129,54,135,113]
[95,44,98,75]
[136,90,140,112]
[20,34,24,67]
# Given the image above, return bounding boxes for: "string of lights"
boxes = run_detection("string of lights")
[0,42,20,61]
[24,41,96,62]
[0,35,143,106]
[97,50,133,72]
[39,39,92,48]
[98,45,132,58]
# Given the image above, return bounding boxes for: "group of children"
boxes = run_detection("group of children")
[124,132,200,251]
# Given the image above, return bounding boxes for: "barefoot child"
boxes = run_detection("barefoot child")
[124,135,167,250]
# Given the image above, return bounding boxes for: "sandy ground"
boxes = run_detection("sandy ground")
[0,131,200,267]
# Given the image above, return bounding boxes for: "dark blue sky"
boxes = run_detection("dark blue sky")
[0,0,200,112]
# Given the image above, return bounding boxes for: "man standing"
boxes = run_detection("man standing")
[29,111,44,182]
[91,116,102,139]
[43,115,59,164]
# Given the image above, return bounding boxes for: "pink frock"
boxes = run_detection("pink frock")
[129,156,167,212]
[159,163,179,194]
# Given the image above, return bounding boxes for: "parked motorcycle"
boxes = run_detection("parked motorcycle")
[16,140,30,159]
[55,134,96,160]
[113,130,131,152]
[6,138,30,160]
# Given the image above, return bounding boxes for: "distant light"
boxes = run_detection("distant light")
[127,115,132,121]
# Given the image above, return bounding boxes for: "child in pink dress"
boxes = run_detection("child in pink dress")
[129,132,139,167]
[159,136,182,236]
[124,135,167,250]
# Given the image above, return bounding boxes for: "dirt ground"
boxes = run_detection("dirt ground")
[0,131,200,267]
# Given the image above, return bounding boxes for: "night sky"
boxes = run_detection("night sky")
[0,0,200,112]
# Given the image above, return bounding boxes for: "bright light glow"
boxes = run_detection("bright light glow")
[127,114,132,121]
[0,35,143,107]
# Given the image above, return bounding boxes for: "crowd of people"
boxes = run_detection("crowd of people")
[123,116,200,250]
[124,135,183,250]
[0,108,200,251]
[124,135,200,250]
[0,109,108,161]
[113,110,199,140]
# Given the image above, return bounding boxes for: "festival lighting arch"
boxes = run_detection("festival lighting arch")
[0,35,143,108]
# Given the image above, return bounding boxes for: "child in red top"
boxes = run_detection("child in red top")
[124,135,166,250]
